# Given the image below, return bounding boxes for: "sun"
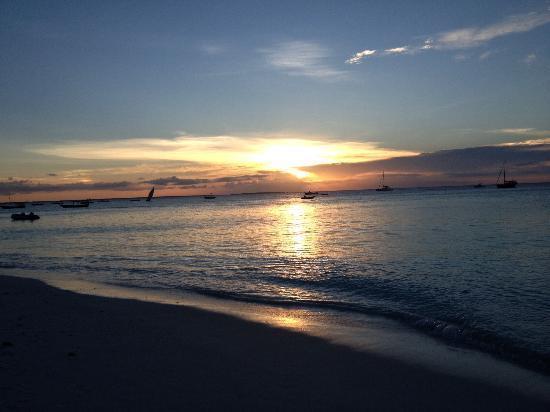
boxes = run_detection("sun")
[252,140,333,179]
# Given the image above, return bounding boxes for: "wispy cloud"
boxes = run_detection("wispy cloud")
[524,53,537,64]
[261,41,347,79]
[199,43,225,56]
[345,9,550,64]
[479,50,495,60]
[345,49,376,64]
[489,128,550,145]
[490,127,549,136]
[384,46,409,55]
[436,11,550,49]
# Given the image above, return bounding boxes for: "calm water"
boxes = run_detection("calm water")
[1,185,549,372]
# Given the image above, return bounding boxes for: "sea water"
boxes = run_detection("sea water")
[1,185,549,374]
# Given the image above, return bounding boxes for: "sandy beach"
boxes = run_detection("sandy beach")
[0,275,548,411]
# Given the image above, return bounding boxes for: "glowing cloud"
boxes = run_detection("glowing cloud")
[29,134,417,181]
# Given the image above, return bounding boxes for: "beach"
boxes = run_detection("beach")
[1,275,548,411]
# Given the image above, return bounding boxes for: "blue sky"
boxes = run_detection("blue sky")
[1,0,549,197]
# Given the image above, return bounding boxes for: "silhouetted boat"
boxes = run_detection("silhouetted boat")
[473,183,484,188]
[301,194,315,199]
[146,187,154,202]
[204,194,216,199]
[496,165,517,189]
[60,201,89,208]
[11,212,39,221]
[1,202,25,209]
[375,171,393,192]
[305,190,318,196]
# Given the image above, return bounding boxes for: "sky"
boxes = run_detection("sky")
[1,0,549,200]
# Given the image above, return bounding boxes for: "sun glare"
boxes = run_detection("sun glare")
[253,141,333,179]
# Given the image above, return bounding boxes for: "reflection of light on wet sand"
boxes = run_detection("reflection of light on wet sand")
[272,315,305,329]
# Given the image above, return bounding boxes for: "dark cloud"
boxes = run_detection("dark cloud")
[305,143,550,185]
[47,173,57,176]
[0,180,137,195]
[144,174,270,188]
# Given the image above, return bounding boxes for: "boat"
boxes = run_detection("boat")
[375,171,393,192]
[304,190,318,196]
[301,194,316,200]
[60,201,90,208]
[473,183,484,188]
[496,165,517,189]
[11,212,40,221]
[204,194,216,199]
[146,187,154,202]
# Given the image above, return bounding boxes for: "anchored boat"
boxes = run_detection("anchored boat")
[496,165,517,189]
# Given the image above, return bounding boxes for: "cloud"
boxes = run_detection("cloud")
[384,46,409,55]
[479,50,494,60]
[28,134,417,172]
[200,43,225,56]
[0,180,137,196]
[261,41,347,79]
[524,53,537,64]
[144,174,269,188]
[47,173,57,176]
[346,9,550,64]
[436,11,550,49]
[304,142,550,186]
[489,128,550,137]
[345,49,376,64]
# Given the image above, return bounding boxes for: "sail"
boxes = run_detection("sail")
[146,187,154,202]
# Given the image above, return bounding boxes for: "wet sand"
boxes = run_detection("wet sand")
[0,275,548,411]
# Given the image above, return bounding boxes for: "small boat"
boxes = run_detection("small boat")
[204,194,216,199]
[305,190,318,196]
[301,194,316,200]
[473,183,484,188]
[375,171,393,192]
[1,202,25,210]
[496,165,517,189]
[60,201,90,208]
[146,187,154,202]
[11,212,40,221]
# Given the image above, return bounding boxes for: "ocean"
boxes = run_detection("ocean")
[1,184,549,375]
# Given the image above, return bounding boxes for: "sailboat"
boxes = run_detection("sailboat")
[496,165,517,189]
[375,171,393,192]
[146,187,155,201]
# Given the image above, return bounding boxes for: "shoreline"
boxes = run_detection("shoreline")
[1,275,549,410]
